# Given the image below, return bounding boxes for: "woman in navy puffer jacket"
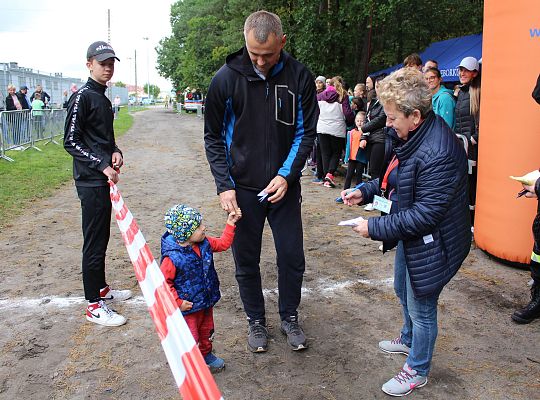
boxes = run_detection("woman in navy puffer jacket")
[341,68,471,397]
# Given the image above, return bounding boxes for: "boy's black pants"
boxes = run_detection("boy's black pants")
[76,185,111,302]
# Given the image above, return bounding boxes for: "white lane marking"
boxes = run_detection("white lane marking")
[0,278,393,311]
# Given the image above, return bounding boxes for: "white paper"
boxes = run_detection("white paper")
[338,216,365,226]
[257,190,268,202]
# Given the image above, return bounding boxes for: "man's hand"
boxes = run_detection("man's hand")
[180,300,193,312]
[227,208,242,225]
[219,190,240,213]
[342,188,364,206]
[103,166,119,183]
[265,175,288,203]
[352,219,370,238]
[112,152,123,169]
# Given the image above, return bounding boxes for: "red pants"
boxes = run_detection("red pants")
[184,308,214,356]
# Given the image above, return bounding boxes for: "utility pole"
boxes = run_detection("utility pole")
[134,49,138,103]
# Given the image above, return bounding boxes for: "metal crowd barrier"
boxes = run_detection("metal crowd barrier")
[0,108,67,162]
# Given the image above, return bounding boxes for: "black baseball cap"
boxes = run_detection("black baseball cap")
[86,41,120,62]
[20,85,28,90]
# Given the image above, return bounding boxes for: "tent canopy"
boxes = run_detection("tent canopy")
[371,34,482,82]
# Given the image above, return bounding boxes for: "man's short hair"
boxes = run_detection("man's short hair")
[244,10,283,43]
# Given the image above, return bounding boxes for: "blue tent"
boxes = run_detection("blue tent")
[371,34,482,81]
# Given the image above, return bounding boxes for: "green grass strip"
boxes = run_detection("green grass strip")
[0,107,134,228]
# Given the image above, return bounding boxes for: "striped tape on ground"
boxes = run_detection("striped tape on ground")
[109,182,223,400]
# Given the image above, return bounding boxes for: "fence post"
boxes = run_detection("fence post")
[0,112,14,162]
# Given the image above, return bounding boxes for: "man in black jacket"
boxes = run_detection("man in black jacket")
[64,41,131,327]
[204,10,318,353]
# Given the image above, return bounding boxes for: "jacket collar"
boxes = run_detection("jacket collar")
[86,77,107,94]
[394,111,436,160]
[226,47,288,81]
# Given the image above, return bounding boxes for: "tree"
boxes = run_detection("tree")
[144,84,161,98]
[114,81,127,87]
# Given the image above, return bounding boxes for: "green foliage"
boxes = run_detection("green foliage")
[156,0,484,91]
[144,84,161,98]
[114,81,127,87]
[0,108,134,227]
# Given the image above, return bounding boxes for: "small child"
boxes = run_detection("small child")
[31,92,45,139]
[160,204,241,372]
[337,112,368,203]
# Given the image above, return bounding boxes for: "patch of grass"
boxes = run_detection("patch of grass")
[0,108,133,227]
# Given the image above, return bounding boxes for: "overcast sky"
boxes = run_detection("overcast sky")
[0,0,176,92]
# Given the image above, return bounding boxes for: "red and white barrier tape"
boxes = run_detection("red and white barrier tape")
[109,182,223,400]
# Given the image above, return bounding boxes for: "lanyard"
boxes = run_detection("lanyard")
[381,155,399,196]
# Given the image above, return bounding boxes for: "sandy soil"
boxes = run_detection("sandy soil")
[0,107,539,400]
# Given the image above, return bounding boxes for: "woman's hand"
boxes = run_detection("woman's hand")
[341,188,364,206]
[352,219,370,238]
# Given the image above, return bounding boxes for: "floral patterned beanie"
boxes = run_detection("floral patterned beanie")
[164,204,202,243]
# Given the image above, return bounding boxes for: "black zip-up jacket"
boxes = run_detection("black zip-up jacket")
[204,47,318,193]
[360,98,387,144]
[64,78,120,187]
[454,84,478,161]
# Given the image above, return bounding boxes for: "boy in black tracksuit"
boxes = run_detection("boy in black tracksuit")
[64,41,132,327]
[204,11,318,353]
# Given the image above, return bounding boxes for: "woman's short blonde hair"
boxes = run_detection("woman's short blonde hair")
[378,68,432,118]
[7,84,16,91]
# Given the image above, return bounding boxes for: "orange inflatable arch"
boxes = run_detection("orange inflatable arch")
[475,1,540,263]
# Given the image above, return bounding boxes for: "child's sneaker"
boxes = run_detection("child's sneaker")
[324,173,336,187]
[86,300,127,327]
[100,285,132,302]
[364,203,374,211]
[379,336,410,355]
[381,363,427,396]
[204,353,225,373]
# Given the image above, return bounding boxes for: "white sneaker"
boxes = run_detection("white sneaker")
[86,300,127,327]
[379,336,410,355]
[364,203,374,211]
[382,363,427,396]
[100,286,132,302]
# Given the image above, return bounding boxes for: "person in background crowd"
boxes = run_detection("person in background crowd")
[511,75,540,325]
[403,53,423,70]
[31,92,45,139]
[342,68,470,397]
[366,75,375,106]
[350,97,365,114]
[62,90,69,109]
[5,84,22,111]
[317,76,355,188]
[454,56,481,227]
[424,67,455,129]
[353,83,367,112]
[359,74,387,211]
[31,84,50,107]
[113,95,121,119]
[160,204,242,372]
[17,86,31,110]
[326,77,332,87]
[204,10,318,353]
[336,111,367,203]
[311,75,327,183]
[64,40,132,327]
[422,59,438,73]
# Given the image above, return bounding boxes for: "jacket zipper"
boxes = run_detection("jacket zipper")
[265,81,271,183]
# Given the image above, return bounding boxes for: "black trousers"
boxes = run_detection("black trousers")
[366,141,385,180]
[232,184,305,322]
[319,133,345,176]
[531,206,540,284]
[344,160,365,190]
[76,185,111,302]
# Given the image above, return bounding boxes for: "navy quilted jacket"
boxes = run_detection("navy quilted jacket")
[360,111,471,297]
[160,233,221,315]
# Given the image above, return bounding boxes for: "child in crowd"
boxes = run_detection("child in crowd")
[337,112,367,203]
[160,204,241,372]
[31,92,45,139]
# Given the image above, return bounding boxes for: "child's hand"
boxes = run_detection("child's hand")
[180,300,193,312]
[227,208,242,225]
[359,139,367,149]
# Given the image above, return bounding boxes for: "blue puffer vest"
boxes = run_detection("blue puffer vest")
[160,232,221,315]
[360,111,471,298]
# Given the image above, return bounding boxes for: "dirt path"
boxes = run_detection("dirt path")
[0,107,538,400]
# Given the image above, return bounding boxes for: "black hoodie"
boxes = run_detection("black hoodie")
[64,78,121,187]
[204,47,318,193]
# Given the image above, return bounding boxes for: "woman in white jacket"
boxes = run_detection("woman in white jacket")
[316,77,355,187]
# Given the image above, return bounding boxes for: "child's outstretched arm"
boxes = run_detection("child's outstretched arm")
[207,209,242,252]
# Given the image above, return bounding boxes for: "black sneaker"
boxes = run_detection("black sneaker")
[280,316,308,351]
[247,320,268,353]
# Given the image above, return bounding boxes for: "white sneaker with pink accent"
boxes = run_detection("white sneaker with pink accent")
[381,363,427,397]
